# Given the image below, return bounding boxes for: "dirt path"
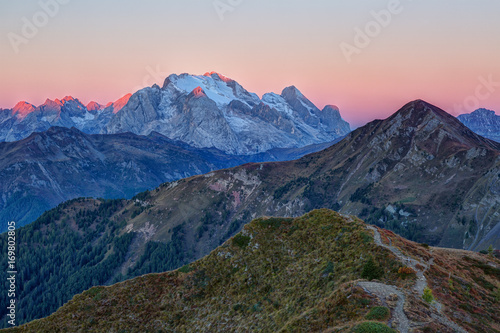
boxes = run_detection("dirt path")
[360,225,468,333]
[358,281,410,332]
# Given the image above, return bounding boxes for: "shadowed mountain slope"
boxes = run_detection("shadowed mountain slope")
[0,126,342,232]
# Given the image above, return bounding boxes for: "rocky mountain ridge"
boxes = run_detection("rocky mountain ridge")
[0,95,131,142]
[0,72,351,154]
[0,125,342,231]
[458,108,500,142]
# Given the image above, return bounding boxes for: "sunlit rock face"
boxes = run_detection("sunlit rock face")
[104,72,351,154]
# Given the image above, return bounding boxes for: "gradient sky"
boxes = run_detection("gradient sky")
[1,0,499,127]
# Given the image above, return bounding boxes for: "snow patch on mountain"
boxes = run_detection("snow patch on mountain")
[165,73,240,107]
[262,93,294,116]
[0,72,351,155]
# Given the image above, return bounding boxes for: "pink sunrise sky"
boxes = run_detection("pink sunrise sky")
[1,0,499,127]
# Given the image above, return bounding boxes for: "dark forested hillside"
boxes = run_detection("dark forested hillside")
[0,198,187,327]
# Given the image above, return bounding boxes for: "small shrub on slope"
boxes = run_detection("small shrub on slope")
[232,234,251,248]
[365,306,390,321]
[361,257,384,280]
[353,322,396,333]
[422,287,434,303]
[397,266,416,279]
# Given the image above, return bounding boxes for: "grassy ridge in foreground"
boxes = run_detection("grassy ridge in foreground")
[4,209,500,332]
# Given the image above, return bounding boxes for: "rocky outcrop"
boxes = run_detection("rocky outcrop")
[102,73,351,154]
[0,72,351,155]
[0,95,130,142]
[457,108,500,142]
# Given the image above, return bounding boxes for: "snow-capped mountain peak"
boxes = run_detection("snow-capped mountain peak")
[0,72,352,154]
[105,72,351,154]
[163,72,250,107]
[457,108,500,142]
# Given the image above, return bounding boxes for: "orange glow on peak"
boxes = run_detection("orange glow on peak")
[111,93,132,114]
[86,101,103,111]
[192,86,206,98]
[52,98,64,106]
[203,71,233,83]
[61,96,76,103]
[12,101,36,118]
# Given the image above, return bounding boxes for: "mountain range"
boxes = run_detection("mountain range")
[0,94,131,143]
[106,99,500,253]
[0,126,342,231]
[0,72,353,230]
[458,108,500,142]
[2,99,499,328]
[0,72,351,155]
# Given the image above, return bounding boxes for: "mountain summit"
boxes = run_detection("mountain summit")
[94,99,500,255]
[457,108,500,142]
[105,72,351,154]
[375,100,500,154]
[0,73,351,155]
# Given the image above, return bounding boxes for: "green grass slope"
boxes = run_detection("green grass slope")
[4,210,499,332]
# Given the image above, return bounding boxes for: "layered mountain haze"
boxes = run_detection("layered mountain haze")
[0,126,343,232]
[0,72,351,155]
[0,94,131,142]
[103,99,499,252]
[2,99,499,328]
[458,108,500,142]
[0,72,352,230]
[0,126,254,230]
